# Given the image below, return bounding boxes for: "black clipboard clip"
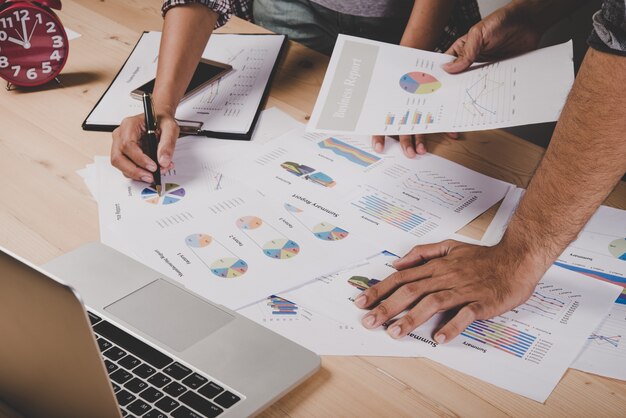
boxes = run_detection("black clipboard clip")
[176,119,204,136]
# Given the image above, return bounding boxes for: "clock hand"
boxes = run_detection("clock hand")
[13,28,25,42]
[27,20,38,44]
[7,36,26,46]
[20,17,30,49]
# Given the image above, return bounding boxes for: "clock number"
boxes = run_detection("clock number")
[0,31,6,41]
[52,35,63,48]
[42,61,52,74]
[46,22,56,33]
[26,68,37,80]
[0,17,13,29]
[12,10,29,22]
[0,56,8,68]
[50,50,61,61]
[36,13,42,24]
[11,65,20,77]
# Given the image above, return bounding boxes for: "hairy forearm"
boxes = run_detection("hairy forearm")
[153,4,217,117]
[400,0,456,50]
[507,0,590,33]
[501,48,626,271]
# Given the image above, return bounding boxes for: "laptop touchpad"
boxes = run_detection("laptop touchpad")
[105,279,234,352]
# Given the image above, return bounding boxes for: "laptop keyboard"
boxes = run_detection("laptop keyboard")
[88,311,243,418]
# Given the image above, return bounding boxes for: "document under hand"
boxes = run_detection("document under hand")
[308,35,574,135]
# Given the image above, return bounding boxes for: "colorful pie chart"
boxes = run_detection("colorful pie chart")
[609,238,626,260]
[185,233,212,248]
[348,276,381,291]
[236,216,263,230]
[141,183,186,205]
[399,72,442,94]
[262,239,300,259]
[284,203,303,213]
[210,257,249,278]
[312,222,349,241]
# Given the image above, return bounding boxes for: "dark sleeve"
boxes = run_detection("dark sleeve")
[161,0,252,28]
[588,0,626,56]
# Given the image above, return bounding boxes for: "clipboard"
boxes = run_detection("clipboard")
[82,32,288,141]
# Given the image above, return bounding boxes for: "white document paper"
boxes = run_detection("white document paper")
[240,251,621,402]
[223,126,511,254]
[85,32,284,134]
[557,206,626,380]
[308,35,574,135]
[92,118,378,308]
[481,186,524,245]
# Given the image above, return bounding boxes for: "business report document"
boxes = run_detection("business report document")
[222,125,512,254]
[308,35,574,135]
[240,250,621,402]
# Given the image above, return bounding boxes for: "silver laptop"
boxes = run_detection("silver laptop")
[0,243,319,418]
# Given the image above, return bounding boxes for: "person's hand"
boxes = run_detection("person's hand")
[111,113,179,182]
[443,4,543,74]
[372,133,459,158]
[353,240,545,343]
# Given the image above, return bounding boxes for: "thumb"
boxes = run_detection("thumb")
[443,29,483,74]
[157,119,180,169]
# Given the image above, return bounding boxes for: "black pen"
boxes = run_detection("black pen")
[142,93,162,195]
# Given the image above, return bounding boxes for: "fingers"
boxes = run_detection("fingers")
[111,115,155,182]
[371,135,385,153]
[433,302,484,344]
[111,150,154,183]
[443,27,484,74]
[446,132,459,139]
[387,290,464,339]
[354,261,438,309]
[157,118,180,170]
[392,240,456,270]
[361,278,455,331]
[399,135,417,158]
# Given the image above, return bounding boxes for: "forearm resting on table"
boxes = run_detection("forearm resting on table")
[499,47,626,273]
[152,4,217,117]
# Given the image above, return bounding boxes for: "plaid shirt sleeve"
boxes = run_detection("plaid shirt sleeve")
[161,0,252,28]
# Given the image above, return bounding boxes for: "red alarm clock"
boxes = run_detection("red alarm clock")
[0,0,68,87]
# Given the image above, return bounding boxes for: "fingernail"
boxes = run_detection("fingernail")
[417,143,426,154]
[362,315,376,328]
[404,146,416,158]
[147,161,157,172]
[435,334,446,344]
[159,154,170,167]
[354,294,367,308]
[141,176,153,183]
[388,325,402,338]
[374,143,383,153]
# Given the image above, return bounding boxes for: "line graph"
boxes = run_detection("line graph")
[402,174,466,209]
[462,73,504,117]
[453,62,515,128]
[520,292,567,319]
[589,333,621,348]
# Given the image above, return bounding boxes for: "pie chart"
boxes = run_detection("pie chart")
[141,183,186,205]
[399,72,442,94]
[284,203,303,213]
[262,239,300,259]
[312,222,349,241]
[236,216,263,230]
[210,257,249,278]
[185,233,212,248]
[609,238,626,260]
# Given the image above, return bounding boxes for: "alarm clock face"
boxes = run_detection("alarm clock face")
[0,2,68,86]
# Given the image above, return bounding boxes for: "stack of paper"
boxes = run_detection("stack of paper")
[78,107,625,402]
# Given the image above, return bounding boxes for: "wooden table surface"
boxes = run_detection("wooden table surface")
[1,1,625,416]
